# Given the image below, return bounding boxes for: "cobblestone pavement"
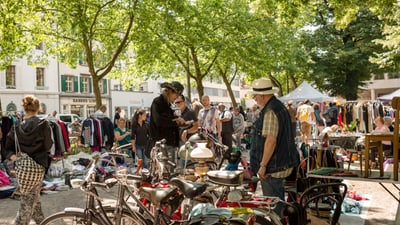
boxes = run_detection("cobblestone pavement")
[0,151,399,225]
[343,180,399,225]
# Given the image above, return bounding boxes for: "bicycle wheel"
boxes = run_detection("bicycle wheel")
[41,210,144,225]
[40,211,102,225]
[104,207,150,225]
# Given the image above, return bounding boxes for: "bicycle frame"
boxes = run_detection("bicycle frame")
[205,177,284,225]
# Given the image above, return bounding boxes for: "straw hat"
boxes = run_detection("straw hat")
[250,78,279,95]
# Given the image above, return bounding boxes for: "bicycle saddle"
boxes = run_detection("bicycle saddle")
[207,170,243,186]
[169,177,207,198]
[139,186,178,207]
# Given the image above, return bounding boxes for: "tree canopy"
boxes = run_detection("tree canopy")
[1,0,400,104]
[1,0,141,109]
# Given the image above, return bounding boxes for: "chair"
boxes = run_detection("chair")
[392,97,400,181]
[346,148,364,175]
[316,145,341,168]
[346,137,366,175]
[299,182,347,225]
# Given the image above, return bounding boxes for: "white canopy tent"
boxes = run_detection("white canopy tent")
[378,89,400,101]
[279,81,333,103]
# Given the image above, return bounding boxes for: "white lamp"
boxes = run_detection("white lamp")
[190,143,214,181]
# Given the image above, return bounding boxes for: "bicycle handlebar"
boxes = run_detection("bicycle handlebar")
[112,143,132,152]
[199,128,229,152]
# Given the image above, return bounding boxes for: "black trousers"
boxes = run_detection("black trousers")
[221,131,233,155]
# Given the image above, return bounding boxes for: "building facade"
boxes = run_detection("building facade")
[58,62,110,118]
[0,57,59,115]
[360,72,400,100]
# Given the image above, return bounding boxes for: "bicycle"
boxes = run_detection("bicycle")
[41,151,253,225]
[40,151,145,225]
[205,170,284,225]
[205,170,348,225]
[127,140,265,225]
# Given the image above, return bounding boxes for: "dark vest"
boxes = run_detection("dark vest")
[220,110,233,133]
[250,96,299,174]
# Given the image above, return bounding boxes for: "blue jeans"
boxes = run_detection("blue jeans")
[136,145,149,169]
[260,176,285,218]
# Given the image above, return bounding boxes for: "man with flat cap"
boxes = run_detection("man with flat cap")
[250,78,299,220]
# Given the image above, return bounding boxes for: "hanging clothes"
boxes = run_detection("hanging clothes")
[80,116,114,152]
[49,121,67,157]
[57,120,70,152]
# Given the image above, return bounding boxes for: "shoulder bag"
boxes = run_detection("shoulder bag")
[14,126,45,195]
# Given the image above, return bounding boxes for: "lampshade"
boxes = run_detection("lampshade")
[190,143,214,160]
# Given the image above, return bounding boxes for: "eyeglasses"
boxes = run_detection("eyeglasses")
[175,101,184,104]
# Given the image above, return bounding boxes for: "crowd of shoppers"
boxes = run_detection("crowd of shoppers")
[2,79,366,224]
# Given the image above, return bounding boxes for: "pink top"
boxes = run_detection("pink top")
[374,125,392,145]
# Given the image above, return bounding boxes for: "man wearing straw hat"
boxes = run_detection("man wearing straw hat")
[249,78,300,219]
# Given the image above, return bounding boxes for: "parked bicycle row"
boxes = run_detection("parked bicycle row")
[40,134,348,225]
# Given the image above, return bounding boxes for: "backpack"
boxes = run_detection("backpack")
[298,107,309,122]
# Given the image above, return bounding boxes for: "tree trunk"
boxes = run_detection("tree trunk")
[221,74,237,107]
[195,77,204,98]
[92,75,102,110]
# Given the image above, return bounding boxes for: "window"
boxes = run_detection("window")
[204,87,218,96]
[65,75,74,92]
[36,67,45,87]
[6,65,16,89]
[71,105,83,117]
[388,72,400,79]
[82,76,90,93]
[98,80,103,93]
[113,84,122,90]
[234,90,240,98]
[374,73,385,80]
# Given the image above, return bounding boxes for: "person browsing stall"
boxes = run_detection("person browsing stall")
[296,99,315,143]
[175,95,199,142]
[70,119,81,135]
[370,116,392,168]
[114,118,132,157]
[5,95,53,225]
[232,106,245,147]
[114,107,121,128]
[131,109,150,169]
[249,78,299,219]
[198,95,221,140]
[218,103,233,152]
[149,81,186,164]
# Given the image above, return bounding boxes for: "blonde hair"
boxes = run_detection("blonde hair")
[383,117,392,126]
[22,95,40,113]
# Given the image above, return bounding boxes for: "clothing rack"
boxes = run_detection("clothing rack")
[340,100,384,133]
